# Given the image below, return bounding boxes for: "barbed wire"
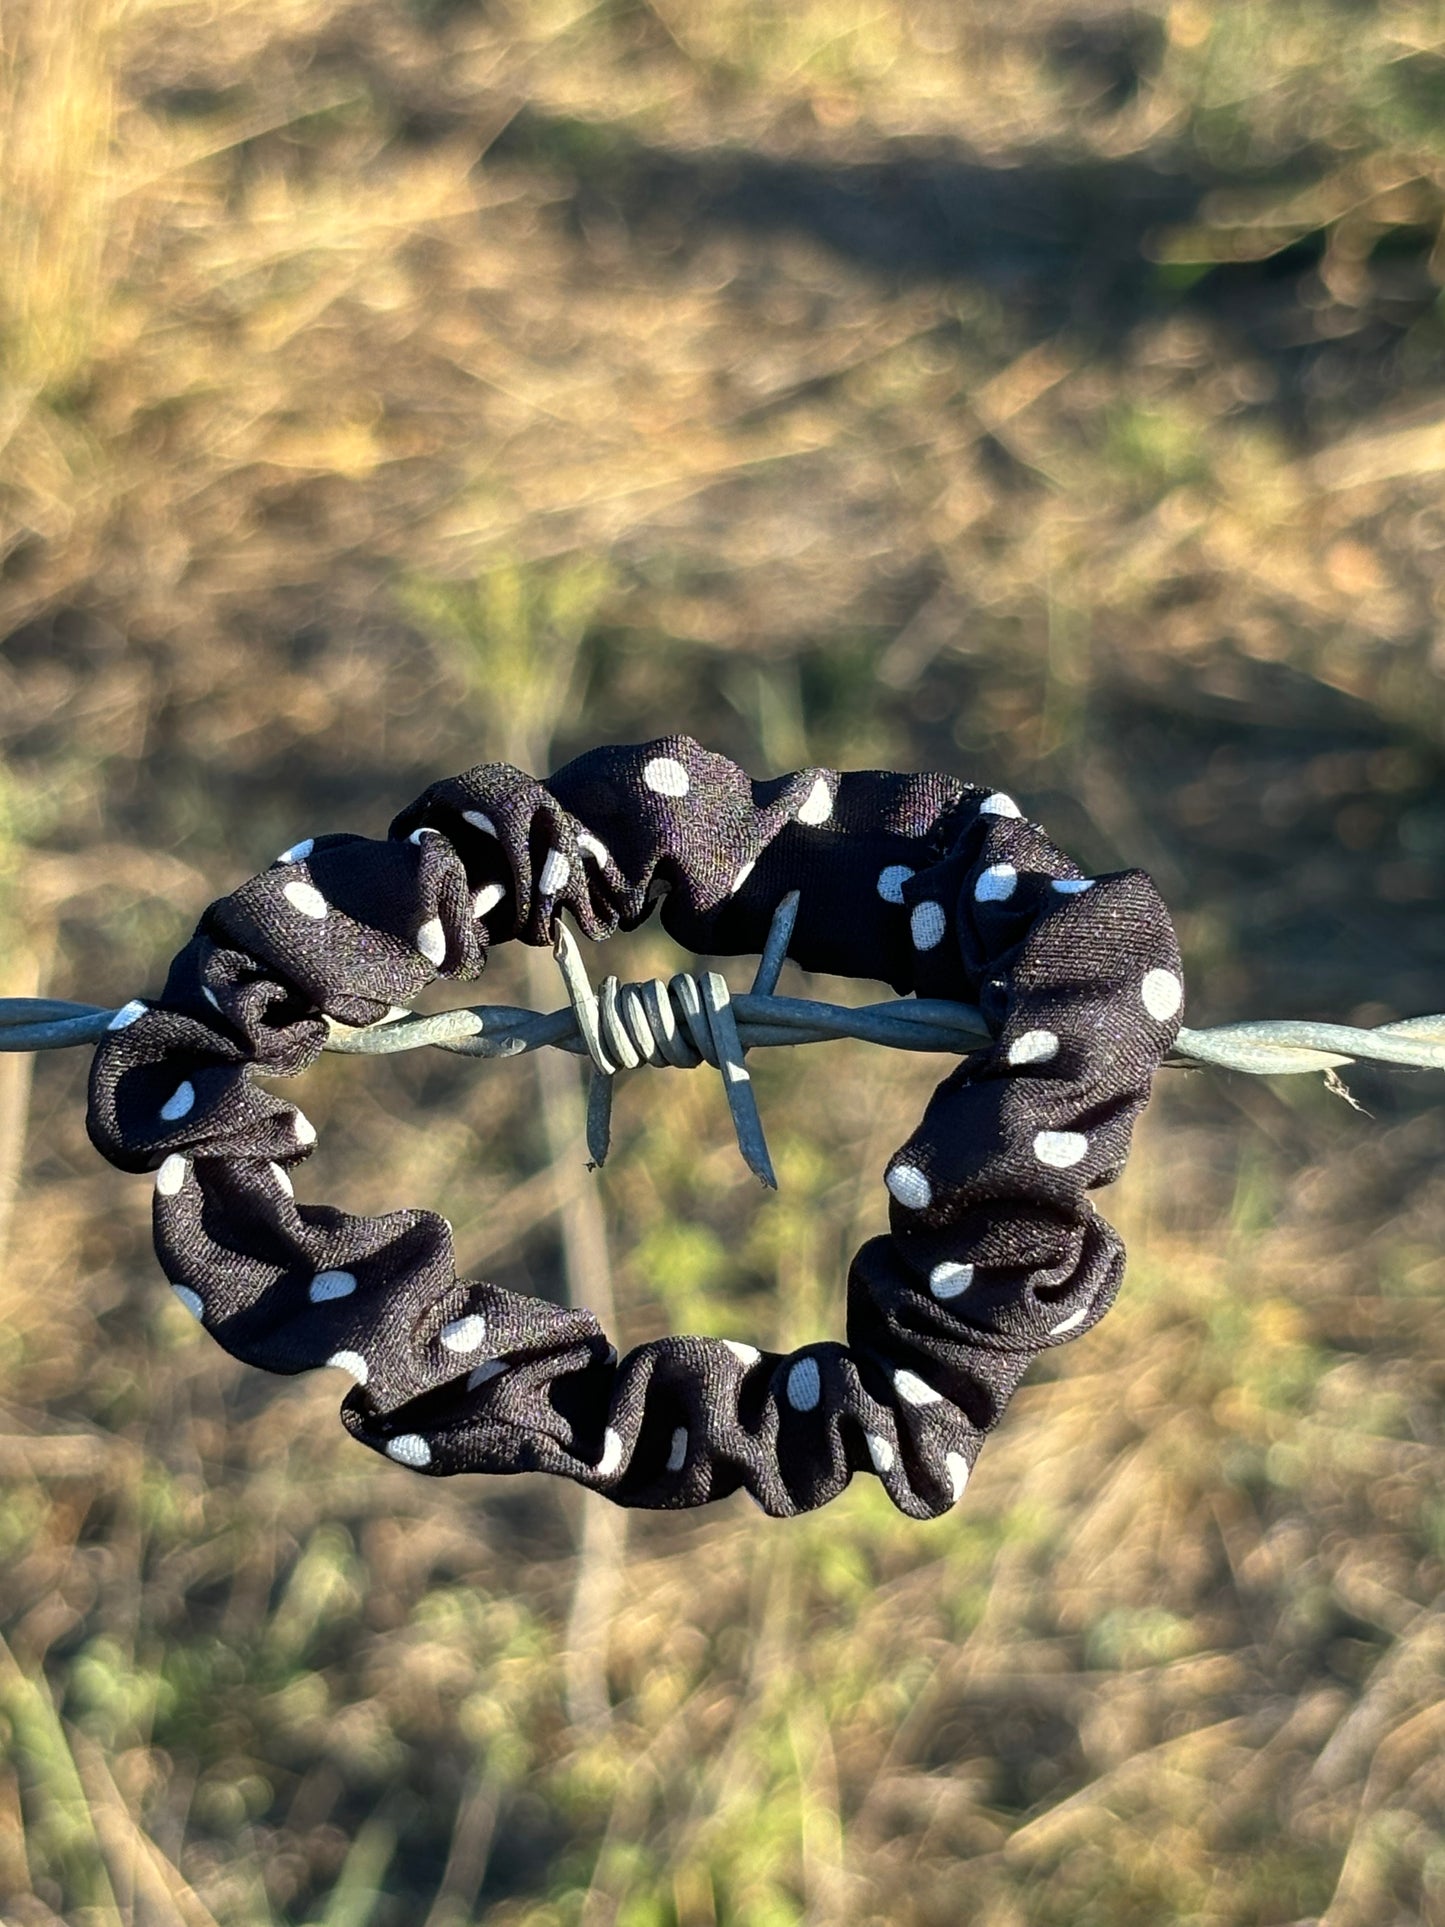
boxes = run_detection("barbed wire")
[4,890,1443,1184]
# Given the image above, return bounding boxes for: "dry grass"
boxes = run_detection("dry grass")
[3,0,1445,1921]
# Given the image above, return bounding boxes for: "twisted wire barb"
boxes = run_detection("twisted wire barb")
[4,888,1443,1183]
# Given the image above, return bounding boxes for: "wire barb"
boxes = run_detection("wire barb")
[550,897,792,1185]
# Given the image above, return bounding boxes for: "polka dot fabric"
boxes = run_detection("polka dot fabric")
[86,737,1183,1519]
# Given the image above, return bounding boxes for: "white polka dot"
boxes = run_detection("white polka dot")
[724,1340,760,1367]
[462,810,498,837]
[910,900,947,950]
[1051,877,1093,895]
[596,1428,624,1477]
[666,1427,688,1472]
[386,1434,432,1469]
[327,1349,369,1384]
[409,826,442,846]
[415,917,446,966]
[202,987,222,1012]
[282,879,328,920]
[439,1313,487,1354]
[979,792,1022,819]
[796,776,833,826]
[929,1262,974,1300]
[1049,1305,1090,1336]
[271,1161,294,1198]
[945,1452,970,1501]
[787,1357,821,1411]
[466,1359,506,1391]
[171,1285,203,1320]
[539,848,571,896]
[1008,1029,1059,1066]
[309,1269,356,1303]
[277,838,314,865]
[895,1369,942,1407]
[642,756,690,798]
[292,1110,317,1147]
[1141,968,1183,1022]
[160,1081,195,1122]
[886,1163,932,1211]
[107,999,147,1031]
[473,882,506,918]
[578,832,611,867]
[155,1155,188,1197]
[974,863,1017,903]
[731,858,756,894]
[865,1433,895,1474]
[1034,1130,1088,1170]
[877,864,914,904]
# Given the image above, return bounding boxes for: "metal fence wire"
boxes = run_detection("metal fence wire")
[4,891,1444,1186]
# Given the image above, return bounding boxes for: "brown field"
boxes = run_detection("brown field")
[2,1,1445,1921]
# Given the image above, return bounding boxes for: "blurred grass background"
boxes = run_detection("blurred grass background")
[2,0,1445,1921]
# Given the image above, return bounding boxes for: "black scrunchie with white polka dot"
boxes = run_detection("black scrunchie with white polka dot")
[86,738,1183,1519]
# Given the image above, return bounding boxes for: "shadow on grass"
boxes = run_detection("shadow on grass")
[488,112,1444,437]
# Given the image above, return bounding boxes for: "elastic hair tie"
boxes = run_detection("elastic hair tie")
[86,736,1183,1519]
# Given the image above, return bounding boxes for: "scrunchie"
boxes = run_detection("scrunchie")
[86,737,1183,1519]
